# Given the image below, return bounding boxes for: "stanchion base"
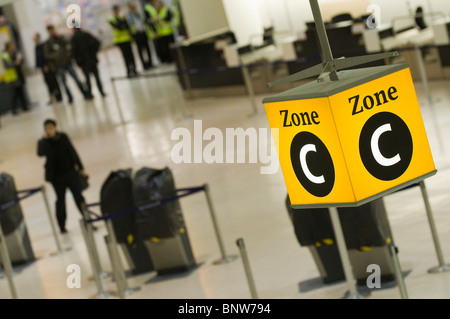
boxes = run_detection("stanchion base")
[124,286,141,297]
[179,114,192,121]
[0,268,22,278]
[89,291,116,299]
[248,110,263,118]
[49,247,72,256]
[428,264,450,274]
[342,289,370,299]
[212,255,239,265]
[88,271,113,281]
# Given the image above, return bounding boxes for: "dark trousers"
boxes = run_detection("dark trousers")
[156,35,174,63]
[51,170,85,232]
[10,83,28,114]
[81,64,105,97]
[117,41,137,77]
[56,63,87,102]
[42,68,62,101]
[134,31,153,69]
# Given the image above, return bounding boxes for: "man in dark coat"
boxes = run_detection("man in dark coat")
[37,119,89,233]
[71,28,106,98]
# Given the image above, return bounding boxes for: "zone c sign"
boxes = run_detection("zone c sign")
[263,64,436,208]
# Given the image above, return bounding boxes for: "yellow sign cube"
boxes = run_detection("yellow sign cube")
[263,64,436,208]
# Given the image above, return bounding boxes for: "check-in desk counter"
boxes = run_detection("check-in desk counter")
[171,32,292,98]
[362,18,450,81]
[287,21,385,77]
[433,20,450,77]
[171,33,246,98]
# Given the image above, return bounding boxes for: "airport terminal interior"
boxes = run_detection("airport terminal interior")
[2,0,450,300]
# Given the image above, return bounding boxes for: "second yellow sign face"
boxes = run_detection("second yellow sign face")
[263,64,436,208]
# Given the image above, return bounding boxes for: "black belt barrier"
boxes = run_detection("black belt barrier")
[84,186,206,224]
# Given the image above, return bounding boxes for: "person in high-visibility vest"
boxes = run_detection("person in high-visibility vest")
[126,2,154,70]
[144,0,160,63]
[2,41,29,115]
[108,5,138,77]
[144,0,175,64]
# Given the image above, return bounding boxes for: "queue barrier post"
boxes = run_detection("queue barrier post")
[202,184,238,265]
[78,218,113,299]
[79,183,237,298]
[236,238,258,299]
[413,45,444,152]
[3,185,69,256]
[110,77,126,125]
[81,204,111,281]
[108,56,321,123]
[40,185,70,255]
[0,221,18,299]
[104,218,140,298]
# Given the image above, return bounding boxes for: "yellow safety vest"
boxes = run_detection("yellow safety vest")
[126,11,146,35]
[144,4,159,39]
[2,51,17,83]
[157,6,174,37]
[173,0,181,28]
[108,17,132,44]
[144,4,173,37]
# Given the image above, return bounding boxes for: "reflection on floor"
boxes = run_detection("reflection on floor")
[2,47,450,299]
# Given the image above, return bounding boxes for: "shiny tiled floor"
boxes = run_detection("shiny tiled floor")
[2,47,450,299]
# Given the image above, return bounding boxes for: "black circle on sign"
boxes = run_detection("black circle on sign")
[359,112,413,181]
[290,131,335,197]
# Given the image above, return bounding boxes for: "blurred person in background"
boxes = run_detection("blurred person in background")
[144,0,175,64]
[34,32,62,104]
[2,41,29,115]
[126,2,154,70]
[108,4,138,78]
[71,28,106,98]
[44,25,90,104]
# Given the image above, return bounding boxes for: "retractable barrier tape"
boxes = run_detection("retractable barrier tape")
[84,186,206,224]
[110,56,322,82]
[0,187,42,212]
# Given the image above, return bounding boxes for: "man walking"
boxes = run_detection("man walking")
[37,119,90,233]
[44,25,89,104]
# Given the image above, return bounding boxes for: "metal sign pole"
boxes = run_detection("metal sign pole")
[0,223,18,299]
[419,181,450,273]
[328,207,365,299]
[236,238,258,299]
[309,0,338,81]
[389,243,409,299]
[203,184,238,265]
